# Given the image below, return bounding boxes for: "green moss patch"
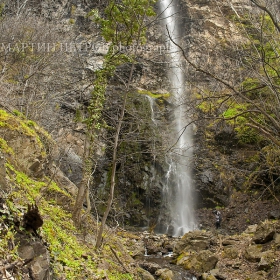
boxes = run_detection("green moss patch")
[0,109,50,149]
[0,137,14,155]
[137,89,170,99]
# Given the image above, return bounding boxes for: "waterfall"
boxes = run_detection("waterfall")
[158,0,195,236]
[146,95,157,125]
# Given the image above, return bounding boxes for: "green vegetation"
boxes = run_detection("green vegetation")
[0,137,14,155]
[197,101,212,114]
[137,89,170,99]
[0,109,50,149]
[90,0,156,45]
[74,108,83,122]
[0,210,19,263]
[70,4,76,15]
[68,18,75,24]
[221,103,260,144]
[0,3,4,18]
[4,163,98,279]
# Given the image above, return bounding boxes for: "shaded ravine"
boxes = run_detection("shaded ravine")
[157,0,195,236]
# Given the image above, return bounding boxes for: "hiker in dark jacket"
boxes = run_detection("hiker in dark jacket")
[213,210,222,229]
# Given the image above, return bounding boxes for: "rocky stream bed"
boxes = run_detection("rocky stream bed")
[121,218,280,280]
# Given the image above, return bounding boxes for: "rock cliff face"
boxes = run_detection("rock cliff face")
[173,0,261,209]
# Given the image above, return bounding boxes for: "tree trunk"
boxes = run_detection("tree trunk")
[95,91,129,248]
[72,133,93,226]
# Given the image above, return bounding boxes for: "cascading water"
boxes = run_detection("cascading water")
[146,95,157,125]
[158,0,195,236]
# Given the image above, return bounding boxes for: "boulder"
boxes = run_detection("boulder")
[250,271,268,280]
[145,237,165,255]
[138,268,155,280]
[17,234,51,280]
[253,222,276,244]
[244,245,262,262]
[222,247,239,259]
[179,250,218,274]
[174,231,214,254]
[258,257,270,272]
[222,238,239,246]
[155,268,173,280]
[274,233,280,245]
[257,250,275,271]
[49,164,78,197]
[243,224,258,234]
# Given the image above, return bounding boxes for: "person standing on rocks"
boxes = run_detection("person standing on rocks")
[213,209,222,229]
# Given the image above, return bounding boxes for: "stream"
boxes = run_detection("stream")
[136,231,197,280]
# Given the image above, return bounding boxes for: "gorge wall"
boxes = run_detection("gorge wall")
[1,0,278,231]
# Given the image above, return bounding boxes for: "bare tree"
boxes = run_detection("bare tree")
[72,0,157,242]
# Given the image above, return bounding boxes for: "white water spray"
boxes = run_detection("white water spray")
[158,0,195,236]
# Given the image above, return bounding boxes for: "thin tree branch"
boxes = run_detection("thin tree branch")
[250,0,280,33]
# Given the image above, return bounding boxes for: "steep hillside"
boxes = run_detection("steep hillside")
[0,109,144,279]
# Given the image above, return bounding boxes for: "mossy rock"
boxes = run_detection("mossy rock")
[222,246,239,259]
[258,250,275,271]
[180,250,218,273]
[174,230,213,254]
[202,275,217,280]
[137,89,170,99]
[0,109,50,176]
[138,268,155,280]
[155,268,173,280]
[253,221,276,244]
[244,245,263,262]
